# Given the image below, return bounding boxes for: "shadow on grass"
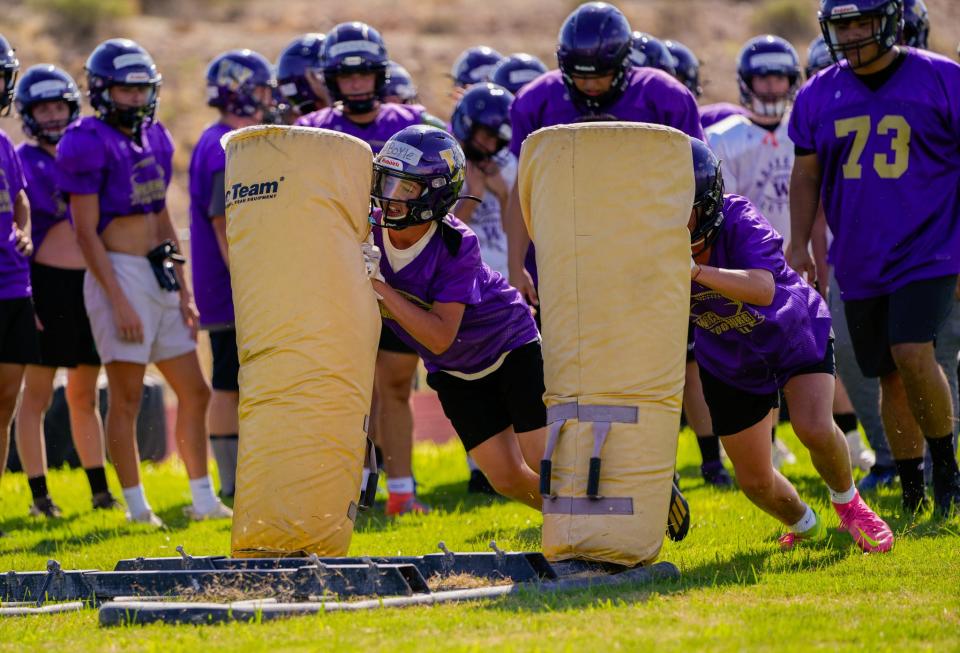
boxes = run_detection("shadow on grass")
[353,481,507,534]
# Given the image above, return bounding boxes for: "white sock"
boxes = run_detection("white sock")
[122,484,151,517]
[466,455,480,472]
[828,483,857,505]
[387,476,415,495]
[790,504,817,533]
[189,475,219,514]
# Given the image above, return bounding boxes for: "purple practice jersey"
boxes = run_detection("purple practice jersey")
[56,116,174,233]
[295,102,432,154]
[789,48,960,301]
[188,122,233,328]
[699,102,749,130]
[373,215,540,375]
[17,143,69,257]
[0,130,29,300]
[508,67,705,159]
[691,195,831,394]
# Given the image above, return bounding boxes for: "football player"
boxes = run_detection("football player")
[276,33,329,123]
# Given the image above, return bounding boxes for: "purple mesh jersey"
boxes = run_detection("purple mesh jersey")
[0,130,29,299]
[295,102,430,154]
[17,143,69,257]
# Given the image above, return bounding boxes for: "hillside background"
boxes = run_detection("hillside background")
[1,0,958,223]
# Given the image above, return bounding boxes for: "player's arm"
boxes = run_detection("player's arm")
[810,205,829,297]
[156,205,199,338]
[788,152,821,281]
[372,280,465,355]
[692,263,775,307]
[504,180,537,304]
[12,189,32,256]
[208,169,229,265]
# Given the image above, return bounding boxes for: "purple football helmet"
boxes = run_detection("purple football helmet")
[85,38,162,135]
[818,0,903,68]
[450,82,514,163]
[371,125,466,231]
[628,32,677,76]
[490,53,547,94]
[902,0,929,49]
[556,2,633,113]
[206,49,275,119]
[736,35,801,119]
[276,33,327,115]
[451,46,504,88]
[0,34,18,115]
[664,40,702,97]
[322,22,389,114]
[14,64,81,144]
[382,61,418,103]
[805,35,834,78]
[691,137,725,255]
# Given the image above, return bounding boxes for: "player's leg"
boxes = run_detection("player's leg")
[683,359,732,487]
[784,364,893,553]
[15,364,60,517]
[469,426,542,510]
[0,363,23,487]
[65,364,118,509]
[207,329,240,499]
[887,275,960,514]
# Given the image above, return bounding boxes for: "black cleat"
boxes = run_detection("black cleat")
[29,496,62,518]
[467,469,497,495]
[666,482,690,542]
[700,461,733,488]
[92,491,122,511]
[932,470,960,517]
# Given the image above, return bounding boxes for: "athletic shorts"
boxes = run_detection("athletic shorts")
[843,274,957,378]
[426,341,547,451]
[30,262,100,368]
[83,252,196,365]
[700,339,836,436]
[379,322,416,354]
[209,328,239,392]
[0,296,39,365]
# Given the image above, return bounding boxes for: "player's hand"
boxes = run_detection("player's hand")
[787,244,816,285]
[179,293,199,341]
[509,266,539,308]
[361,238,384,283]
[13,226,32,257]
[112,293,144,343]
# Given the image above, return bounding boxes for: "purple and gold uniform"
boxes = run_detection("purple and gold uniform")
[691,195,831,395]
[0,132,29,300]
[700,102,749,130]
[56,116,173,229]
[509,67,704,159]
[373,216,539,375]
[789,48,960,301]
[295,103,433,154]
[188,122,232,329]
[17,143,68,255]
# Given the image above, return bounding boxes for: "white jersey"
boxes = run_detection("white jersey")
[706,112,794,249]
[466,153,515,278]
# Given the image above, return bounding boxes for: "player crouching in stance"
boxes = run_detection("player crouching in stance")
[687,139,892,553]
[363,125,546,509]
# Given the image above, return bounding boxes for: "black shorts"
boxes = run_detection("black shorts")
[30,262,100,368]
[0,296,40,365]
[843,274,957,378]
[209,328,240,392]
[379,322,416,354]
[700,339,836,436]
[426,341,547,451]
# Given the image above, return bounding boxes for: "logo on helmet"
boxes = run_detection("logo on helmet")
[216,60,254,91]
[439,149,457,174]
[830,4,860,15]
[378,156,403,171]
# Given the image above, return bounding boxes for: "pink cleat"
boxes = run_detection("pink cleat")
[833,492,894,553]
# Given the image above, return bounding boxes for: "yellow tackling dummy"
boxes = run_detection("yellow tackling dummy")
[519,122,694,566]
[223,125,380,557]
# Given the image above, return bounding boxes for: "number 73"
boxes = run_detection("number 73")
[834,115,911,179]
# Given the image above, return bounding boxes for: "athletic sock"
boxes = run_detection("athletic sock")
[895,457,926,510]
[696,434,721,464]
[925,434,960,478]
[828,483,857,505]
[210,434,239,497]
[84,466,109,496]
[27,475,49,501]
[122,484,151,517]
[387,476,415,495]
[189,475,219,515]
[790,504,817,533]
[834,412,858,436]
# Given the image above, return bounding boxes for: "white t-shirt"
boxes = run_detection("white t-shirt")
[706,112,794,250]
[464,152,515,277]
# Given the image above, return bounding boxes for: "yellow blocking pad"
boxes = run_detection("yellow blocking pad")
[223,125,380,557]
[519,122,694,566]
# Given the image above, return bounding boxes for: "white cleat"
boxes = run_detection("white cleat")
[184,500,234,522]
[772,438,797,470]
[126,510,166,528]
[845,430,876,472]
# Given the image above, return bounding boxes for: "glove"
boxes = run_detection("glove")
[362,237,384,282]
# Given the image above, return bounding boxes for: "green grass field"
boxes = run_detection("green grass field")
[1,427,958,652]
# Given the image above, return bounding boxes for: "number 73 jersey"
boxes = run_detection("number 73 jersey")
[789,48,960,301]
